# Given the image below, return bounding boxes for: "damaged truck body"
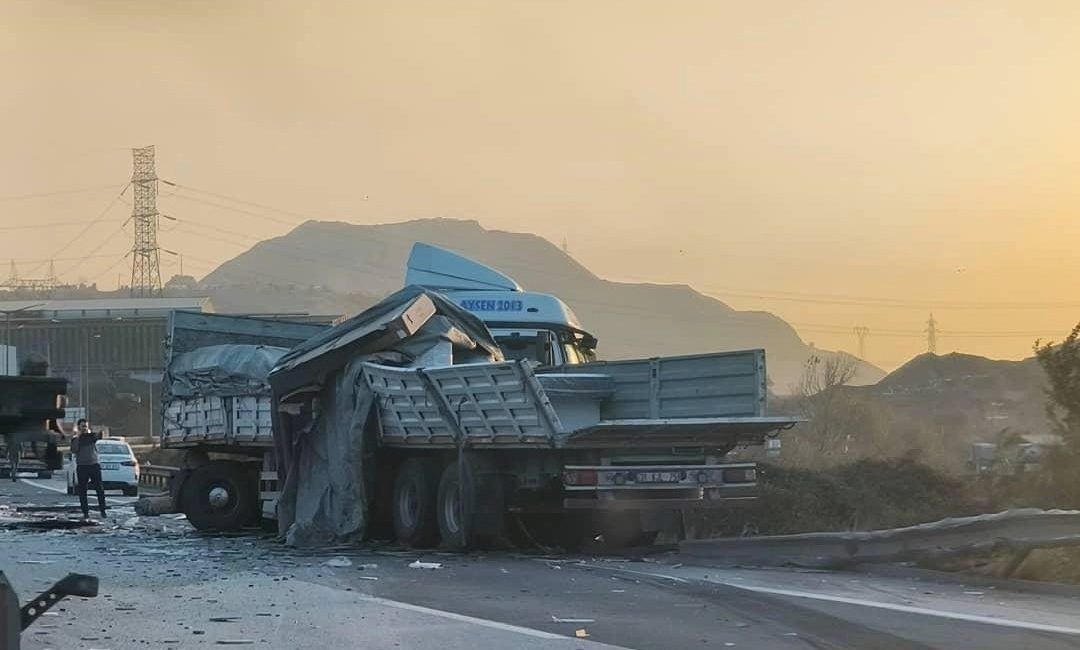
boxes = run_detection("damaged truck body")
[160,243,797,548]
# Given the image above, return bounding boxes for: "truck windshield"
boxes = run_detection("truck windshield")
[495,333,553,365]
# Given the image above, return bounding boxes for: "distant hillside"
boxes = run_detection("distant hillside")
[200,218,886,390]
[855,352,1049,443]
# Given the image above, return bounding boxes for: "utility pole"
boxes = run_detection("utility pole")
[853,326,870,360]
[129,145,162,297]
[925,313,938,354]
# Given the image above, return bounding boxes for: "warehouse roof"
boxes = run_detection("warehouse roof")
[0,297,213,319]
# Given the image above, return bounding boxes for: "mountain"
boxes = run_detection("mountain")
[200,218,886,390]
[855,352,1049,442]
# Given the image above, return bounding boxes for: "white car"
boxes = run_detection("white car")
[66,439,140,497]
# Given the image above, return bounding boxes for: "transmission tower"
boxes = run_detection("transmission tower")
[129,146,162,297]
[925,313,938,354]
[853,326,870,359]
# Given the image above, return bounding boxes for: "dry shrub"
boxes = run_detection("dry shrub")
[685,457,972,539]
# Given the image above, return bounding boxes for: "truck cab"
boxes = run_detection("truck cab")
[405,244,598,366]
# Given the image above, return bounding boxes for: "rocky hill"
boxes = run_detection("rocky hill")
[199,218,886,390]
[855,352,1050,443]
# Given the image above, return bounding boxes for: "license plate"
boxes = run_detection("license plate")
[101,463,119,470]
[633,471,680,484]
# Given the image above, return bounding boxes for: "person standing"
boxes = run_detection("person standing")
[69,419,106,519]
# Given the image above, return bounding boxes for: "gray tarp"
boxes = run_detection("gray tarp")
[165,344,289,399]
[271,287,502,547]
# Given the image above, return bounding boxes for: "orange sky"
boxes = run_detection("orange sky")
[2,0,1079,369]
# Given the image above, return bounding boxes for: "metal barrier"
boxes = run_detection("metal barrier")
[139,465,178,493]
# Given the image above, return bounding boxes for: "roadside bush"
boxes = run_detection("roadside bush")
[684,457,973,539]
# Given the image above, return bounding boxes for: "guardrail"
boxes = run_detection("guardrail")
[679,508,1080,571]
[139,465,178,493]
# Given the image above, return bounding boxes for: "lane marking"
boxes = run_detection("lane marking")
[593,563,1080,636]
[19,478,132,506]
[353,593,570,641]
[719,579,1080,636]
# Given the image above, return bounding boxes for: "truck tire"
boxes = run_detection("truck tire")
[181,461,257,532]
[391,458,440,548]
[436,455,504,551]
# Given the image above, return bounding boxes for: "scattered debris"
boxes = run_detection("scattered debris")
[575,629,590,638]
[324,557,352,568]
[551,616,596,624]
[217,640,256,645]
[357,576,379,581]
[210,616,242,623]
[356,563,379,570]
[408,560,442,570]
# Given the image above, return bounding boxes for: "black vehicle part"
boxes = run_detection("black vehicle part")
[391,457,440,548]
[181,461,257,531]
[436,454,504,551]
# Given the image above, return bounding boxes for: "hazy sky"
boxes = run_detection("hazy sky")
[3,0,1079,368]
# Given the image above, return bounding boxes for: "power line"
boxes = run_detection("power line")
[0,219,125,231]
[28,182,130,277]
[703,287,1080,311]
[0,183,123,202]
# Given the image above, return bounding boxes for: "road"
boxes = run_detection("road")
[3,475,1080,650]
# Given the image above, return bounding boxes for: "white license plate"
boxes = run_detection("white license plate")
[101,463,119,470]
[633,471,680,484]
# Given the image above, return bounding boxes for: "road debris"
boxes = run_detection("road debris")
[575,629,590,638]
[324,557,352,568]
[210,616,243,622]
[551,616,596,623]
[217,640,256,645]
[408,560,442,570]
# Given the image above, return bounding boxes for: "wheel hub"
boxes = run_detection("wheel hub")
[208,486,230,508]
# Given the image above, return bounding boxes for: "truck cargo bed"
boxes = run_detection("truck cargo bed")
[363,351,796,449]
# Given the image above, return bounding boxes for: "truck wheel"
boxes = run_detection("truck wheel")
[391,458,440,548]
[436,456,504,551]
[181,461,256,532]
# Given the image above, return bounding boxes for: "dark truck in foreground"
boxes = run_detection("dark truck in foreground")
[0,365,66,480]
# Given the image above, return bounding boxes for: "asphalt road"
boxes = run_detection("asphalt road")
[3,476,1080,650]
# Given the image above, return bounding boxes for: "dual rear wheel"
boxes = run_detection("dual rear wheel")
[391,455,503,550]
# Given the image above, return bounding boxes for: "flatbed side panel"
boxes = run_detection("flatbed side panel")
[561,416,799,448]
[551,350,767,421]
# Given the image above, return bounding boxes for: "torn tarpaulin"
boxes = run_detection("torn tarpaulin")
[270,287,503,547]
[165,344,288,399]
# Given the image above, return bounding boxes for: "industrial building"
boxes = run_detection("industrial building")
[0,297,213,435]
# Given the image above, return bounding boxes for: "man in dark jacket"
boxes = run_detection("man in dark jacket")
[69,419,106,519]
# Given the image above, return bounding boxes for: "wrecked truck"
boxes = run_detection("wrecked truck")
[160,244,798,548]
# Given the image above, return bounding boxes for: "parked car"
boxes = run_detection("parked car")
[65,439,140,497]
